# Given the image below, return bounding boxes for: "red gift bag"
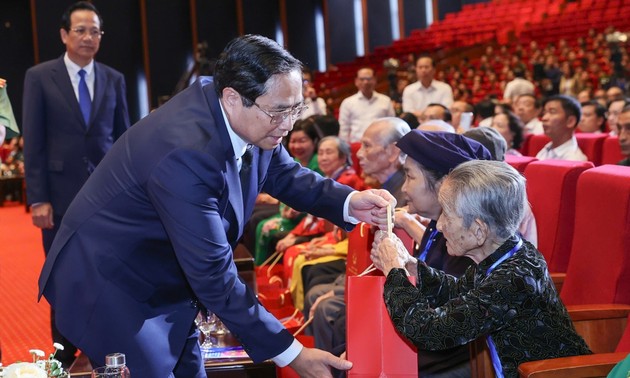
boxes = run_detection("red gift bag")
[346,222,377,277]
[347,275,418,377]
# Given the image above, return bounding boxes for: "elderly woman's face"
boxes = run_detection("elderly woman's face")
[401,159,442,220]
[317,139,346,177]
[436,182,479,258]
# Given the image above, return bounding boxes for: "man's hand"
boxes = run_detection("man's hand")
[288,347,352,378]
[348,189,395,230]
[31,202,54,229]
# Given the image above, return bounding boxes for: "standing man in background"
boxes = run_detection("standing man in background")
[23,1,130,367]
[402,55,453,118]
[338,67,395,143]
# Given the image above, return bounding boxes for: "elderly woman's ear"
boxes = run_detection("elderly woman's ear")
[473,218,490,246]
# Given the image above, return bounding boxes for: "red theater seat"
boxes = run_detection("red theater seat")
[575,133,607,165]
[601,135,624,165]
[560,165,630,306]
[505,155,538,174]
[524,160,593,273]
[525,134,551,157]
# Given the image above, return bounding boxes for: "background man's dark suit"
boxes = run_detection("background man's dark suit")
[23,55,130,251]
[23,54,130,365]
[39,77,355,377]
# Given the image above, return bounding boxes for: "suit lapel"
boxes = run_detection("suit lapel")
[51,57,87,130]
[203,80,247,240]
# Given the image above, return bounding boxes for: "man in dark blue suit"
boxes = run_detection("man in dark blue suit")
[23,1,130,366]
[38,35,394,377]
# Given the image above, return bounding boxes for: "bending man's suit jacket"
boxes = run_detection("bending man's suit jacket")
[38,77,355,376]
[23,55,130,217]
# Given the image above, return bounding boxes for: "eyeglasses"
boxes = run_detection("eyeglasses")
[70,27,104,39]
[253,101,308,125]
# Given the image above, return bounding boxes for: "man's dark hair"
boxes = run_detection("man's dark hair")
[513,67,525,78]
[426,103,452,123]
[415,54,435,67]
[61,1,103,31]
[475,100,496,119]
[544,94,582,125]
[399,112,419,129]
[213,35,302,106]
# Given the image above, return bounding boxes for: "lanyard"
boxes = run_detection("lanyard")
[418,228,439,262]
[484,237,522,378]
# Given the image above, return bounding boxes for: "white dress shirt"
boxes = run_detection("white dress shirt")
[503,77,535,102]
[524,118,544,135]
[401,79,453,113]
[536,136,587,161]
[338,91,395,143]
[299,97,327,119]
[64,53,95,102]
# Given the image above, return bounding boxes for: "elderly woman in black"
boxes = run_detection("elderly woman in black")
[371,160,591,378]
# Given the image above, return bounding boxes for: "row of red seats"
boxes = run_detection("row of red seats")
[517,133,624,166]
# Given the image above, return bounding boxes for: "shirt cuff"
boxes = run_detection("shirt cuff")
[272,338,303,367]
[343,191,360,224]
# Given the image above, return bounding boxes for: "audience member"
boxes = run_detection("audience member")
[402,56,453,116]
[300,68,328,119]
[22,1,131,366]
[372,160,592,378]
[578,100,607,133]
[38,34,394,377]
[607,97,630,136]
[475,99,496,127]
[606,85,624,103]
[616,106,630,166]
[419,103,452,124]
[536,95,587,161]
[514,94,543,135]
[503,67,535,104]
[489,111,525,156]
[449,100,474,132]
[338,67,395,143]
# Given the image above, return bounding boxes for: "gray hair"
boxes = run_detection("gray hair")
[372,117,411,166]
[439,160,526,239]
[319,135,352,167]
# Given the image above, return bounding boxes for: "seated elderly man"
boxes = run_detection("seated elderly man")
[371,160,592,378]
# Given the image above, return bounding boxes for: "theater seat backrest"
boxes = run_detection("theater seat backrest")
[601,136,624,165]
[560,165,630,306]
[524,160,593,272]
[505,155,538,174]
[525,134,551,157]
[575,133,607,165]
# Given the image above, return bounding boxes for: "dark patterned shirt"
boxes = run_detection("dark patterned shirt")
[384,237,592,378]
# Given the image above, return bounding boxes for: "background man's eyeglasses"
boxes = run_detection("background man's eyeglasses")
[71,28,104,38]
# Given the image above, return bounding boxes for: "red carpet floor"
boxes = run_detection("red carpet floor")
[0,203,52,365]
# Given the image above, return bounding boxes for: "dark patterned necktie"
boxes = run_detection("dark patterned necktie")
[239,149,252,183]
[78,69,91,125]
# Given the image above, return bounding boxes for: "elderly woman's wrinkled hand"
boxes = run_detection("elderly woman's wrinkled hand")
[370,231,410,276]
